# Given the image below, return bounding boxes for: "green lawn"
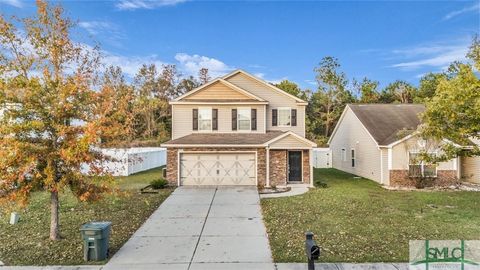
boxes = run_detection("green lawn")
[261,168,480,263]
[0,167,173,266]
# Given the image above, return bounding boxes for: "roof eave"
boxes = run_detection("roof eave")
[169,101,269,105]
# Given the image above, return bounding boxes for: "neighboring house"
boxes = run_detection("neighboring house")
[462,138,480,184]
[161,70,317,187]
[328,104,479,187]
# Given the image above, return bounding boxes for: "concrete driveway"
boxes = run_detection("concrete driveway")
[104,186,274,270]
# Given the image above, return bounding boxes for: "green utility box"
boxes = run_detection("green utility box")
[80,221,111,261]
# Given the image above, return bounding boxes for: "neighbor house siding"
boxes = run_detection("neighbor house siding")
[390,136,457,171]
[183,81,251,100]
[171,104,266,139]
[225,73,306,137]
[329,107,382,183]
[461,156,480,184]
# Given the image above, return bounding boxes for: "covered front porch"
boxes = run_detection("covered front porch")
[265,132,316,188]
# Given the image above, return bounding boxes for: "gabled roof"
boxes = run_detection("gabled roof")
[329,104,426,146]
[222,69,309,105]
[266,131,317,148]
[173,78,265,102]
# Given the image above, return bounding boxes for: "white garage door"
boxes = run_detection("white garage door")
[180,153,256,185]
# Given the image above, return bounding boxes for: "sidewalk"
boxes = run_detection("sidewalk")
[0,263,410,270]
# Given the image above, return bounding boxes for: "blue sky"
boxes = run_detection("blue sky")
[1,0,479,89]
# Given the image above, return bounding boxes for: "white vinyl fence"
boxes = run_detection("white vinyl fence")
[312,148,332,168]
[97,147,166,176]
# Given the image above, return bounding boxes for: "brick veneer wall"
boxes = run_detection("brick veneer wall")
[389,170,458,187]
[166,148,178,185]
[165,147,266,186]
[166,147,312,187]
[302,150,311,185]
[269,150,287,187]
[268,149,311,186]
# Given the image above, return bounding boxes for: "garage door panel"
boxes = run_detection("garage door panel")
[180,153,256,186]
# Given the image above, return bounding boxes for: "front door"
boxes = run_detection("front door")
[288,151,302,182]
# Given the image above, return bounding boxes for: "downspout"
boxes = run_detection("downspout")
[455,157,462,181]
[380,147,384,184]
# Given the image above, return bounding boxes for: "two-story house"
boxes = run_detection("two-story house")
[161,70,316,187]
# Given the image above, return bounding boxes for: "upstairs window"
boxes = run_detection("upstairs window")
[237,108,251,131]
[408,152,437,177]
[198,108,212,131]
[278,108,291,127]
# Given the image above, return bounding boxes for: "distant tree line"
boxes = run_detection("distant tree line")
[97,65,211,147]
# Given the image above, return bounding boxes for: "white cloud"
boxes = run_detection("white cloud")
[116,0,187,10]
[78,21,125,47]
[101,52,165,78]
[305,79,317,86]
[254,72,265,78]
[443,2,480,20]
[79,21,115,36]
[0,0,23,8]
[174,53,234,78]
[100,51,233,80]
[390,42,469,70]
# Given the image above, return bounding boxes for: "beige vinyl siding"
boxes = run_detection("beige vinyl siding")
[184,81,251,100]
[171,104,266,139]
[380,148,390,185]
[461,156,480,183]
[225,73,305,137]
[329,107,382,183]
[391,136,456,171]
[269,134,312,149]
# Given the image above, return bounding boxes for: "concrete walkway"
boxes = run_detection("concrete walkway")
[104,186,273,270]
[260,184,310,199]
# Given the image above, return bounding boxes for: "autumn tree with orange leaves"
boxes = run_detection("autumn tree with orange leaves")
[0,1,125,240]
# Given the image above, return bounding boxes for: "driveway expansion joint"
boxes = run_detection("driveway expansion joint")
[187,187,217,270]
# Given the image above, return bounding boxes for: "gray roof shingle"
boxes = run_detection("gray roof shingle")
[162,130,286,146]
[348,104,425,146]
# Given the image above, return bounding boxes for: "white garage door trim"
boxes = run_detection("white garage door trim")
[177,150,257,186]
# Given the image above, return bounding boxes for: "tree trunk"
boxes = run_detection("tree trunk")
[49,190,60,240]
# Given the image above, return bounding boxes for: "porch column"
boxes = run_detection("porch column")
[266,146,270,187]
[309,148,314,187]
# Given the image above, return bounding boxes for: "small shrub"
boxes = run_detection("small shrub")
[412,176,434,189]
[150,179,168,189]
[315,179,328,188]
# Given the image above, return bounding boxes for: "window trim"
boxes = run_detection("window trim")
[237,107,251,132]
[408,151,438,178]
[351,148,355,167]
[197,107,213,132]
[277,107,291,127]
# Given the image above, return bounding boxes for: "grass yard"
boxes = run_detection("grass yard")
[0,167,172,266]
[261,168,480,263]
